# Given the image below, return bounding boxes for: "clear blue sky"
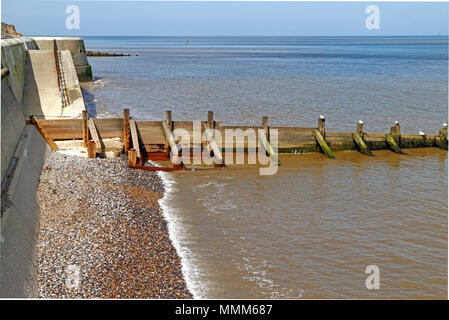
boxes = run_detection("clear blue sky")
[2,1,448,36]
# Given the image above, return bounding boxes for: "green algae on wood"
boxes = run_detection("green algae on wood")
[435,127,448,150]
[352,132,373,156]
[313,129,335,159]
[385,133,406,154]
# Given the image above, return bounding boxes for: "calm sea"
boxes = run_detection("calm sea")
[83,36,448,299]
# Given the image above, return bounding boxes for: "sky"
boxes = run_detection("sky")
[2,1,448,36]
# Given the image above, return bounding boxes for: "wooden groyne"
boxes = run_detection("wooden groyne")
[27,110,448,169]
[86,51,132,57]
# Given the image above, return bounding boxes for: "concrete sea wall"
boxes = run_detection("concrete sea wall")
[31,37,92,82]
[0,125,51,297]
[1,76,26,180]
[1,38,37,106]
[1,36,90,297]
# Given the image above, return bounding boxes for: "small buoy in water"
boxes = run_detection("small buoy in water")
[358,120,364,124]
[419,131,426,136]
[443,123,448,127]
[319,114,325,119]
[395,120,399,125]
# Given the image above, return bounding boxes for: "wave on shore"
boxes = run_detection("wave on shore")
[155,166,205,299]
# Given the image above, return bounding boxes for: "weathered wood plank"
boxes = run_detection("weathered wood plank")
[24,117,447,156]
[82,110,88,147]
[325,132,354,143]
[123,109,130,153]
[39,118,122,140]
[129,118,141,162]
[353,132,373,156]
[88,119,102,150]
[139,134,166,145]
[128,148,137,167]
[29,116,59,150]
[385,134,405,154]
[203,122,225,167]
[435,127,448,150]
[435,137,448,150]
[87,140,96,158]
[318,116,325,137]
[400,134,437,148]
[313,129,335,159]
[258,128,279,165]
[162,119,180,159]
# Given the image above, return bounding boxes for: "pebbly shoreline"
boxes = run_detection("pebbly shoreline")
[36,152,192,298]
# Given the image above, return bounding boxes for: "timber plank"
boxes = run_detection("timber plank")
[353,132,373,156]
[130,118,141,161]
[385,134,405,154]
[203,123,225,166]
[313,129,335,159]
[88,119,102,149]
[258,128,279,165]
[29,116,59,150]
[162,120,180,157]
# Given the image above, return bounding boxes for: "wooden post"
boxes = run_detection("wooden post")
[258,128,278,166]
[123,109,130,154]
[313,129,335,159]
[262,116,269,155]
[385,134,405,154]
[318,115,325,137]
[390,121,400,140]
[202,122,225,167]
[206,111,214,157]
[357,120,364,137]
[87,140,96,158]
[262,116,268,131]
[436,124,448,150]
[128,148,137,167]
[82,110,88,148]
[208,111,214,129]
[164,110,172,158]
[353,132,373,156]
[439,125,447,141]
[166,110,172,131]
[395,122,401,136]
[162,120,183,168]
[129,118,141,164]
[88,119,102,150]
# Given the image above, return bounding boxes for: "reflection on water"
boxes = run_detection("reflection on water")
[161,149,447,299]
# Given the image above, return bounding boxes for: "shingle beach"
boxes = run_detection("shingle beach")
[36,152,192,298]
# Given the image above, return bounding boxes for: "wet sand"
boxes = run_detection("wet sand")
[36,153,191,298]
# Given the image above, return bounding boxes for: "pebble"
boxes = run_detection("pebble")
[36,152,192,298]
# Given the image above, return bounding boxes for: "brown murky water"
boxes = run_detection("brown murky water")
[159,149,447,299]
[83,36,448,298]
